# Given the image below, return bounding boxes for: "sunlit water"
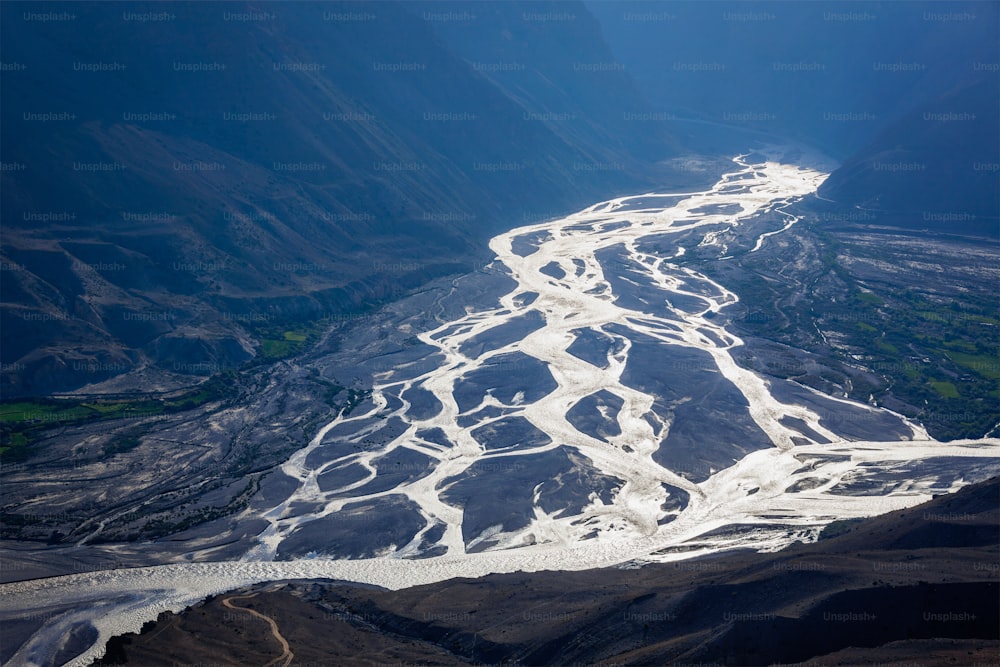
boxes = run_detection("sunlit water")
[4,148,998,667]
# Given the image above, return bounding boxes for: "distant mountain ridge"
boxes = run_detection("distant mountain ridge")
[587,0,999,234]
[4,1,996,396]
[818,77,1000,234]
[587,1,997,156]
[0,0,674,396]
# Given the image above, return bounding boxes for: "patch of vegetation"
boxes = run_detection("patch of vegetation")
[874,338,898,354]
[248,319,330,362]
[857,294,998,438]
[0,401,94,424]
[343,388,372,415]
[139,475,262,539]
[308,373,346,407]
[102,434,143,457]
[0,508,76,540]
[930,381,960,399]
[0,371,240,462]
[948,351,1000,380]
[855,291,883,306]
[824,294,997,439]
[719,224,999,440]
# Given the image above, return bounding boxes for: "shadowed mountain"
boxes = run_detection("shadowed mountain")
[91,477,1000,667]
[586,0,999,239]
[0,0,674,396]
[817,78,1000,236]
[586,0,998,159]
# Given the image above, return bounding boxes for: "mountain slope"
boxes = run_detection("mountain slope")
[586,0,999,159]
[818,78,1000,235]
[0,0,674,396]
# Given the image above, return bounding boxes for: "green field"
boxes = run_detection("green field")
[0,372,238,462]
[0,401,95,424]
[0,311,352,463]
[948,351,1000,380]
[725,227,1000,440]
[930,381,960,399]
[252,321,329,362]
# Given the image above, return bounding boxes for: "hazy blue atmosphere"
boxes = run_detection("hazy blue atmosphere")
[1,2,998,666]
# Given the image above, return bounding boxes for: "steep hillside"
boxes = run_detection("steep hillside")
[818,78,1000,235]
[0,0,674,396]
[587,0,998,158]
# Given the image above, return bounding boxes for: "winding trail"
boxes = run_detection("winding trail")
[222,593,293,667]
